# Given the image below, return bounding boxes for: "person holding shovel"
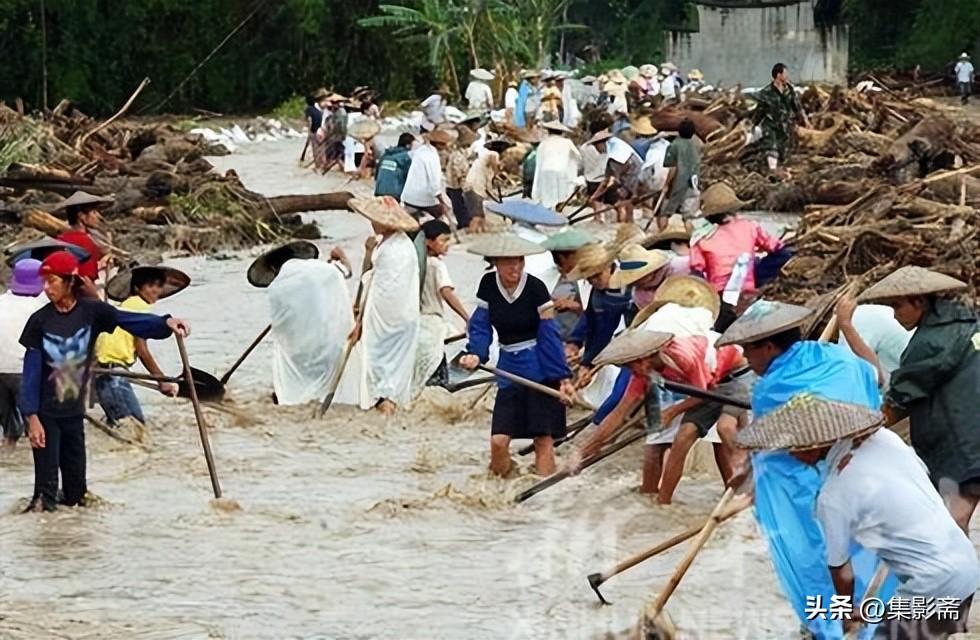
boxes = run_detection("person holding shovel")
[93,265,190,427]
[349,197,421,416]
[588,130,645,223]
[19,251,191,512]
[857,266,980,534]
[736,394,977,639]
[457,234,576,477]
[715,299,897,639]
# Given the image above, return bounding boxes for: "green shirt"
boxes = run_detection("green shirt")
[663,137,701,212]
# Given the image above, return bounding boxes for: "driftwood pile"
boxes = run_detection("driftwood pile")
[0,101,354,261]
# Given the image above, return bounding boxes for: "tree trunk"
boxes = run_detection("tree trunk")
[253,192,355,220]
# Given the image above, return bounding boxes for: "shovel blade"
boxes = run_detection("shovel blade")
[587,573,611,605]
[315,392,336,418]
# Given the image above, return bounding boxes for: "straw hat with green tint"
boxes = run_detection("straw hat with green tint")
[540,228,597,252]
[467,233,547,258]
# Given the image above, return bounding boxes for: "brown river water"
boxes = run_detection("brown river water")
[1,139,975,639]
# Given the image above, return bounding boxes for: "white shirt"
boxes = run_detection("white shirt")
[504,87,518,110]
[836,304,912,384]
[465,81,494,111]
[401,143,445,207]
[581,143,607,182]
[607,136,640,165]
[817,429,979,599]
[420,94,446,125]
[955,61,975,83]
[0,291,47,374]
[421,256,453,316]
[660,73,679,99]
[643,138,671,191]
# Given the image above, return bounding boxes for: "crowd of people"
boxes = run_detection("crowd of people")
[2,56,978,639]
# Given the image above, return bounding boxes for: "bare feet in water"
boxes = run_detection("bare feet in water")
[377,399,396,416]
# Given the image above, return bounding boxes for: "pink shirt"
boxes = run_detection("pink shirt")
[689,218,782,294]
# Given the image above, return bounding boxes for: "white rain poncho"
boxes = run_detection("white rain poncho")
[268,259,353,405]
[355,232,420,408]
[532,134,582,209]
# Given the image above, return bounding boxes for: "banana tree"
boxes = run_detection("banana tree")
[358,0,463,94]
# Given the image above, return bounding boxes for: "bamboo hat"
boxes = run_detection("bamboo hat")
[349,118,381,142]
[715,299,815,347]
[484,139,515,153]
[688,69,705,81]
[426,128,456,146]
[607,69,627,84]
[542,120,573,134]
[313,87,330,101]
[566,243,616,281]
[247,240,320,288]
[856,266,968,303]
[467,233,547,258]
[609,245,670,289]
[631,275,720,328]
[735,393,884,451]
[51,191,113,212]
[581,75,597,85]
[106,265,191,302]
[610,223,647,253]
[631,117,658,136]
[644,223,691,249]
[640,64,658,79]
[700,183,750,217]
[540,228,598,252]
[594,329,674,367]
[350,196,419,232]
[521,69,542,79]
[470,68,495,81]
[588,129,614,146]
[4,236,91,266]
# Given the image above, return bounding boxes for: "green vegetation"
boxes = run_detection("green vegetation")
[1,0,977,116]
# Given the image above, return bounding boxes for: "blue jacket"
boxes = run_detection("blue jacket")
[374,146,413,199]
[569,286,631,367]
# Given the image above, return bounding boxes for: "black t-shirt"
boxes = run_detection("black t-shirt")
[19,298,119,418]
[476,272,551,345]
[305,105,323,133]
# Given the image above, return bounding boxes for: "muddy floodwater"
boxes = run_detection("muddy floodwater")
[1,139,975,640]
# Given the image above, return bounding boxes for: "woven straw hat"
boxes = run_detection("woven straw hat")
[247,240,320,288]
[640,64,658,79]
[688,69,704,81]
[349,118,381,142]
[52,190,113,212]
[700,183,749,217]
[350,196,419,232]
[566,243,616,281]
[857,266,968,303]
[588,129,614,146]
[521,69,542,79]
[607,69,627,84]
[610,223,647,253]
[542,120,572,134]
[467,233,546,258]
[735,393,884,451]
[594,330,674,367]
[631,117,658,136]
[107,265,190,302]
[715,299,815,347]
[426,128,456,146]
[313,87,330,101]
[609,245,670,289]
[4,236,91,266]
[644,223,691,249]
[631,275,720,328]
[540,228,598,252]
[470,68,494,81]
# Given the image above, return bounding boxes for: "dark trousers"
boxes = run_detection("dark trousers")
[0,373,24,441]
[446,187,469,226]
[31,413,87,510]
[959,81,972,105]
[714,301,739,333]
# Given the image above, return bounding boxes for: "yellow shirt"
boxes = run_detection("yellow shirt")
[95,295,151,366]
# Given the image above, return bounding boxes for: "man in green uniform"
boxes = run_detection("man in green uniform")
[752,63,808,177]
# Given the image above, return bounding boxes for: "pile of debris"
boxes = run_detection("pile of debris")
[0,100,352,263]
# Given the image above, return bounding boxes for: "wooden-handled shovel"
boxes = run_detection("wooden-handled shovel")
[219,324,271,385]
[175,333,223,500]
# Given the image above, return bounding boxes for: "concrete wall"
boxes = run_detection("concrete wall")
[665,1,848,88]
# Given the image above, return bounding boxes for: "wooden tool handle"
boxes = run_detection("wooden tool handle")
[650,487,736,616]
[176,333,222,499]
[220,324,271,384]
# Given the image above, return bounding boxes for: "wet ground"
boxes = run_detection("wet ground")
[0,138,973,639]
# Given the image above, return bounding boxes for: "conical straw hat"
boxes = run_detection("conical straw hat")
[631,275,720,328]
[856,266,968,303]
[715,299,815,347]
[247,240,320,288]
[607,222,647,255]
[566,243,616,280]
[106,265,190,302]
[735,393,884,451]
[467,233,546,258]
[542,120,573,134]
[350,196,419,232]
[349,118,381,142]
[609,245,670,289]
[470,68,494,81]
[700,183,749,217]
[644,223,691,249]
[4,236,90,265]
[540,228,598,252]
[51,190,113,212]
[594,330,674,367]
